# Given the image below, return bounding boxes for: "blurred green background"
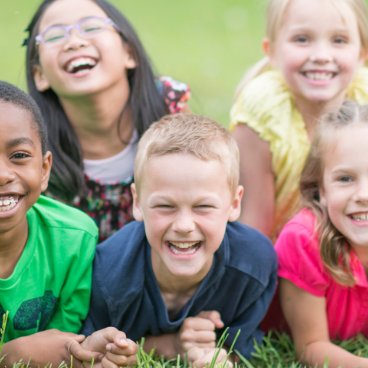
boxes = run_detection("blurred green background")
[0,0,267,127]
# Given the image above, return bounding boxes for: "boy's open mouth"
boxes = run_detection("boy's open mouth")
[168,241,202,255]
[0,195,21,212]
[65,57,97,74]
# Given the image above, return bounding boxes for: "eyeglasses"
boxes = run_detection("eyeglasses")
[35,16,122,46]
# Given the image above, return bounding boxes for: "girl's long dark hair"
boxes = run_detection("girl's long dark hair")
[25,0,167,201]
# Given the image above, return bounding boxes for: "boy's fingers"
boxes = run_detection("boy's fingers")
[105,340,137,356]
[192,330,217,343]
[101,327,128,346]
[185,317,215,331]
[196,311,224,329]
[68,340,102,362]
[104,352,137,367]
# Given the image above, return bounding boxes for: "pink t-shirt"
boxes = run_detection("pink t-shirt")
[275,209,368,340]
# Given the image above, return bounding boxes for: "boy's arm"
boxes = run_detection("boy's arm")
[0,330,100,368]
[143,311,223,359]
[46,231,97,334]
[221,253,278,360]
[280,278,368,368]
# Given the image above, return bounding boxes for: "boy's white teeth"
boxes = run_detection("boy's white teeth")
[66,57,97,73]
[304,72,334,81]
[170,241,200,249]
[351,213,368,221]
[0,196,19,212]
[169,241,201,255]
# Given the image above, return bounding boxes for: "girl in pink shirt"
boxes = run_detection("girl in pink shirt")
[276,101,368,368]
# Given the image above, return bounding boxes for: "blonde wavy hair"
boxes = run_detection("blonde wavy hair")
[134,113,240,197]
[235,0,368,99]
[300,101,368,286]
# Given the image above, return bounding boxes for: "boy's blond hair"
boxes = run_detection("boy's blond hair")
[135,114,240,197]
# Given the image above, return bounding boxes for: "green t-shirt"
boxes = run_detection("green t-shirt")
[0,195,98,342]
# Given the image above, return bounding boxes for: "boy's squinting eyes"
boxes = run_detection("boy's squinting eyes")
[0,102,51,233]
[131,153,243,279]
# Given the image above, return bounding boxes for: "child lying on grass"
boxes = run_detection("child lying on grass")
[277,102,368,368]
[82,113,278,367]
[0,81,137,368]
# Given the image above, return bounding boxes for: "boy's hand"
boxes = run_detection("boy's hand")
[187,346,233,368]
[81,327,137,368]
[0,329,101,368]
[174,311,224,358]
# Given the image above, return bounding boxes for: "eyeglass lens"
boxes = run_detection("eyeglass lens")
[42,17,108,44]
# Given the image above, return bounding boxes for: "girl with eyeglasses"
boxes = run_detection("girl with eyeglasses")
[24,0,191,242]
[230,0,368,243]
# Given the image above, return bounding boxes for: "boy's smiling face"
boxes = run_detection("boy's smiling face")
[0,102,51,234]
[132,153,243,282]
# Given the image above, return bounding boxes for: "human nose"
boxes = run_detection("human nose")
[172,210,196,234]
[354,179,368,204]
[309,42,334,64]
[63,27,90,51]
[0,160,16,186]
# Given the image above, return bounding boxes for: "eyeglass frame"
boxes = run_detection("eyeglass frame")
[35,16,122,46]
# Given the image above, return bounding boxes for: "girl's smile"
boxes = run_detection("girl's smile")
[33,0,136,97]
[320,124,368,249]
[266,0,365,105]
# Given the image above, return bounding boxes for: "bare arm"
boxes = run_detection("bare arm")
[232,124,274,236]
[279,278,368,368]
[0,330,100,368]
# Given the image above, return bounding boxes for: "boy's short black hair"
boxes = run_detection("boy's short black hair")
[0,81,48,155]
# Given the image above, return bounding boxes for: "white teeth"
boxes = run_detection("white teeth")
[305,72,334,81]
[168,241,201,255]
[66,57,97,73]
[351,213,368,221]
[0,196,19,212]
[170,241,200,249]
[170,244,199,255]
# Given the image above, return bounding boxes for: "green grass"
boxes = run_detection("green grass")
[2,309,368,368]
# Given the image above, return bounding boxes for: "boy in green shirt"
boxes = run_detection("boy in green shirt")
[0,81,137,368]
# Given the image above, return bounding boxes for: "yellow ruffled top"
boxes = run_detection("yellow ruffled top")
[230,68,368,241]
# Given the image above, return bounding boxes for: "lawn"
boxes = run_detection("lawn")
[0,0,266,128]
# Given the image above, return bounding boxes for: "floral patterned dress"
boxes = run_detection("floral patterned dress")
[52,77,190,243]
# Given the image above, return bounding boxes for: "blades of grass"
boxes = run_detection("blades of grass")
[183,351,188,368]
[0,311,9,357]
[176,354,180,368]
[234,350,255,368]
[323,355,328,368]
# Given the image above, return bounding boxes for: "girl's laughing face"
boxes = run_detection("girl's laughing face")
[33,0,136,98]
[320,125,368,251]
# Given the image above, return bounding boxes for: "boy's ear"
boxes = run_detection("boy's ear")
[262,38,277,68]
[33,65,51,92]
[41,151,52,192]
[228,185,244,222]
[131,183,144,222]
[123,44,137,70]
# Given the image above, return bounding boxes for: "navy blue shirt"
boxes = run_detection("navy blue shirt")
[82,221,277,358]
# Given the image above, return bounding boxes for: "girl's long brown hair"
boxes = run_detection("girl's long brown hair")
[300,101,368,286]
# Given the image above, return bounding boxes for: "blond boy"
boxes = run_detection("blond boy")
[82,114,277,366]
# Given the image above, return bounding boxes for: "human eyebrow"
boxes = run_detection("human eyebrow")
[6,137,36,149]
[48,16,99,28]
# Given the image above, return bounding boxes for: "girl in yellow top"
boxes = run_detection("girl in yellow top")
[231,0,368,242]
